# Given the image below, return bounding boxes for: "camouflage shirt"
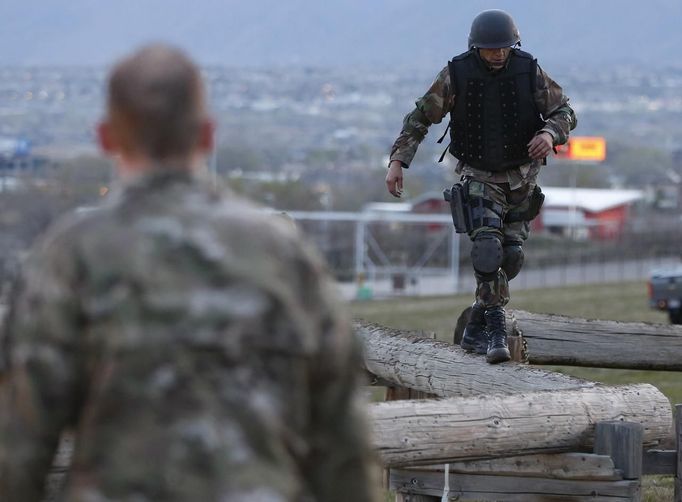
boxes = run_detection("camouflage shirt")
[389,57,577,187]
[0,168,377,502]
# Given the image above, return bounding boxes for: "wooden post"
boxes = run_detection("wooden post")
[594,422,643,502]
[675,404,682,502]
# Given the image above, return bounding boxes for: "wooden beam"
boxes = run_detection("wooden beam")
[413,453,620,481]
[643,449,676,475]
[370,384,672,467]
[355,321,595,398]
[390,469,639,502]
[511,310,682,370]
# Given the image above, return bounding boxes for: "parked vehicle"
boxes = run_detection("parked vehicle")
[649,267,682,324]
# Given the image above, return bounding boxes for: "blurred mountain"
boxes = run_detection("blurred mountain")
[1,0,680,69]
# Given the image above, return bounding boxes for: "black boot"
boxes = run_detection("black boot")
[461,303,488,355]
[484,306,511,364]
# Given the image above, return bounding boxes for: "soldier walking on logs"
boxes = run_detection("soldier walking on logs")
[0,44,377,502]
[386,10,577,364]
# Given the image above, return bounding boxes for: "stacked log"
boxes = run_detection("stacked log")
[370,384,672,467]
[508,310,682,370]
[355,321,593,397]
[354,320,674,468]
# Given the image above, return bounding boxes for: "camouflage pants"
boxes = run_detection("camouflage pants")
[466,176,536,307]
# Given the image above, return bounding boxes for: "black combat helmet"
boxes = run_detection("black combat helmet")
[468,10,520,49]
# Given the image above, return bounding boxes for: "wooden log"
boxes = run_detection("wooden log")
[355,321,595,398]
[510,309,682,370]
[390,469,639,502]
[594,422,643,481]
[383,330,438,401]
[370,384,672,467]
[413,453,621,481]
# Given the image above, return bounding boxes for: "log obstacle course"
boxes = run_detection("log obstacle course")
[371,385,671,467]
[510,310,682,370]
[356,315,682,502]
[453,308,682,370]
[357,321,596,397]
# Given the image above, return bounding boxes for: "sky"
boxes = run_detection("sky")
[1,0,681,69]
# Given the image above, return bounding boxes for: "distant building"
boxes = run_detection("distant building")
[0,137,49,173]
[540,187,643,240]
[364,186,644,241]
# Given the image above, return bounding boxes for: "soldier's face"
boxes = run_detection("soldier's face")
[479,47,512,69]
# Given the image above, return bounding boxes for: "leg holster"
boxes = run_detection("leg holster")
[443,182,504,233]
[505,185,545,223]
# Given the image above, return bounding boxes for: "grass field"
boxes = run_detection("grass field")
[351,280,679,501]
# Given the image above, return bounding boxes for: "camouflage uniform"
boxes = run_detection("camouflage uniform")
[389,63,576,306]
[0,168,378,502]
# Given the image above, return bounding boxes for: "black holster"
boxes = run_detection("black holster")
[443,183,504,233]
[505,185,545,223]
[443,183,469,233]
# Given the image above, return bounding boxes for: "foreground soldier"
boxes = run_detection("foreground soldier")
[0,45,377,502]
[386,10,576,363]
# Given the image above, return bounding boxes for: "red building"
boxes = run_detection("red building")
[366,187,643,241]
[540,187,643,240]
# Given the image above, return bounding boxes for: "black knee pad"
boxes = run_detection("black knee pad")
[471,234,503,276]
[502,243,524,280]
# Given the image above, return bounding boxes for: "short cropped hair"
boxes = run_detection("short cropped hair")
[107,44,206,161]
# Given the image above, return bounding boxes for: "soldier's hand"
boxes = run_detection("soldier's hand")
[527,132,554,160]
[386,161,404,198]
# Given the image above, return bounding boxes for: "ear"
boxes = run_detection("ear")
[97,121,117,155]
[197,118,215,153]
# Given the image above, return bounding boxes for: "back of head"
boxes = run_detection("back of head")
[106,44,206,162]
[468,10,520,49]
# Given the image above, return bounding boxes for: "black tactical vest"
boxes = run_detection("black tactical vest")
[447,49,545,172]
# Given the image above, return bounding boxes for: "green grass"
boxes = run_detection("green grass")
[352,280,679,502]
[352,280,680,402]
[353,280,670,334]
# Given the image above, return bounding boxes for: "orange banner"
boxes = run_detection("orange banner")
[556,136,607,162]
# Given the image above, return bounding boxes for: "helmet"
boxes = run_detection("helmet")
[468,10,520,49]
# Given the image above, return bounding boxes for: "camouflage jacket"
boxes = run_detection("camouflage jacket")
[0,168,377,502]
[389,57,577,180]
